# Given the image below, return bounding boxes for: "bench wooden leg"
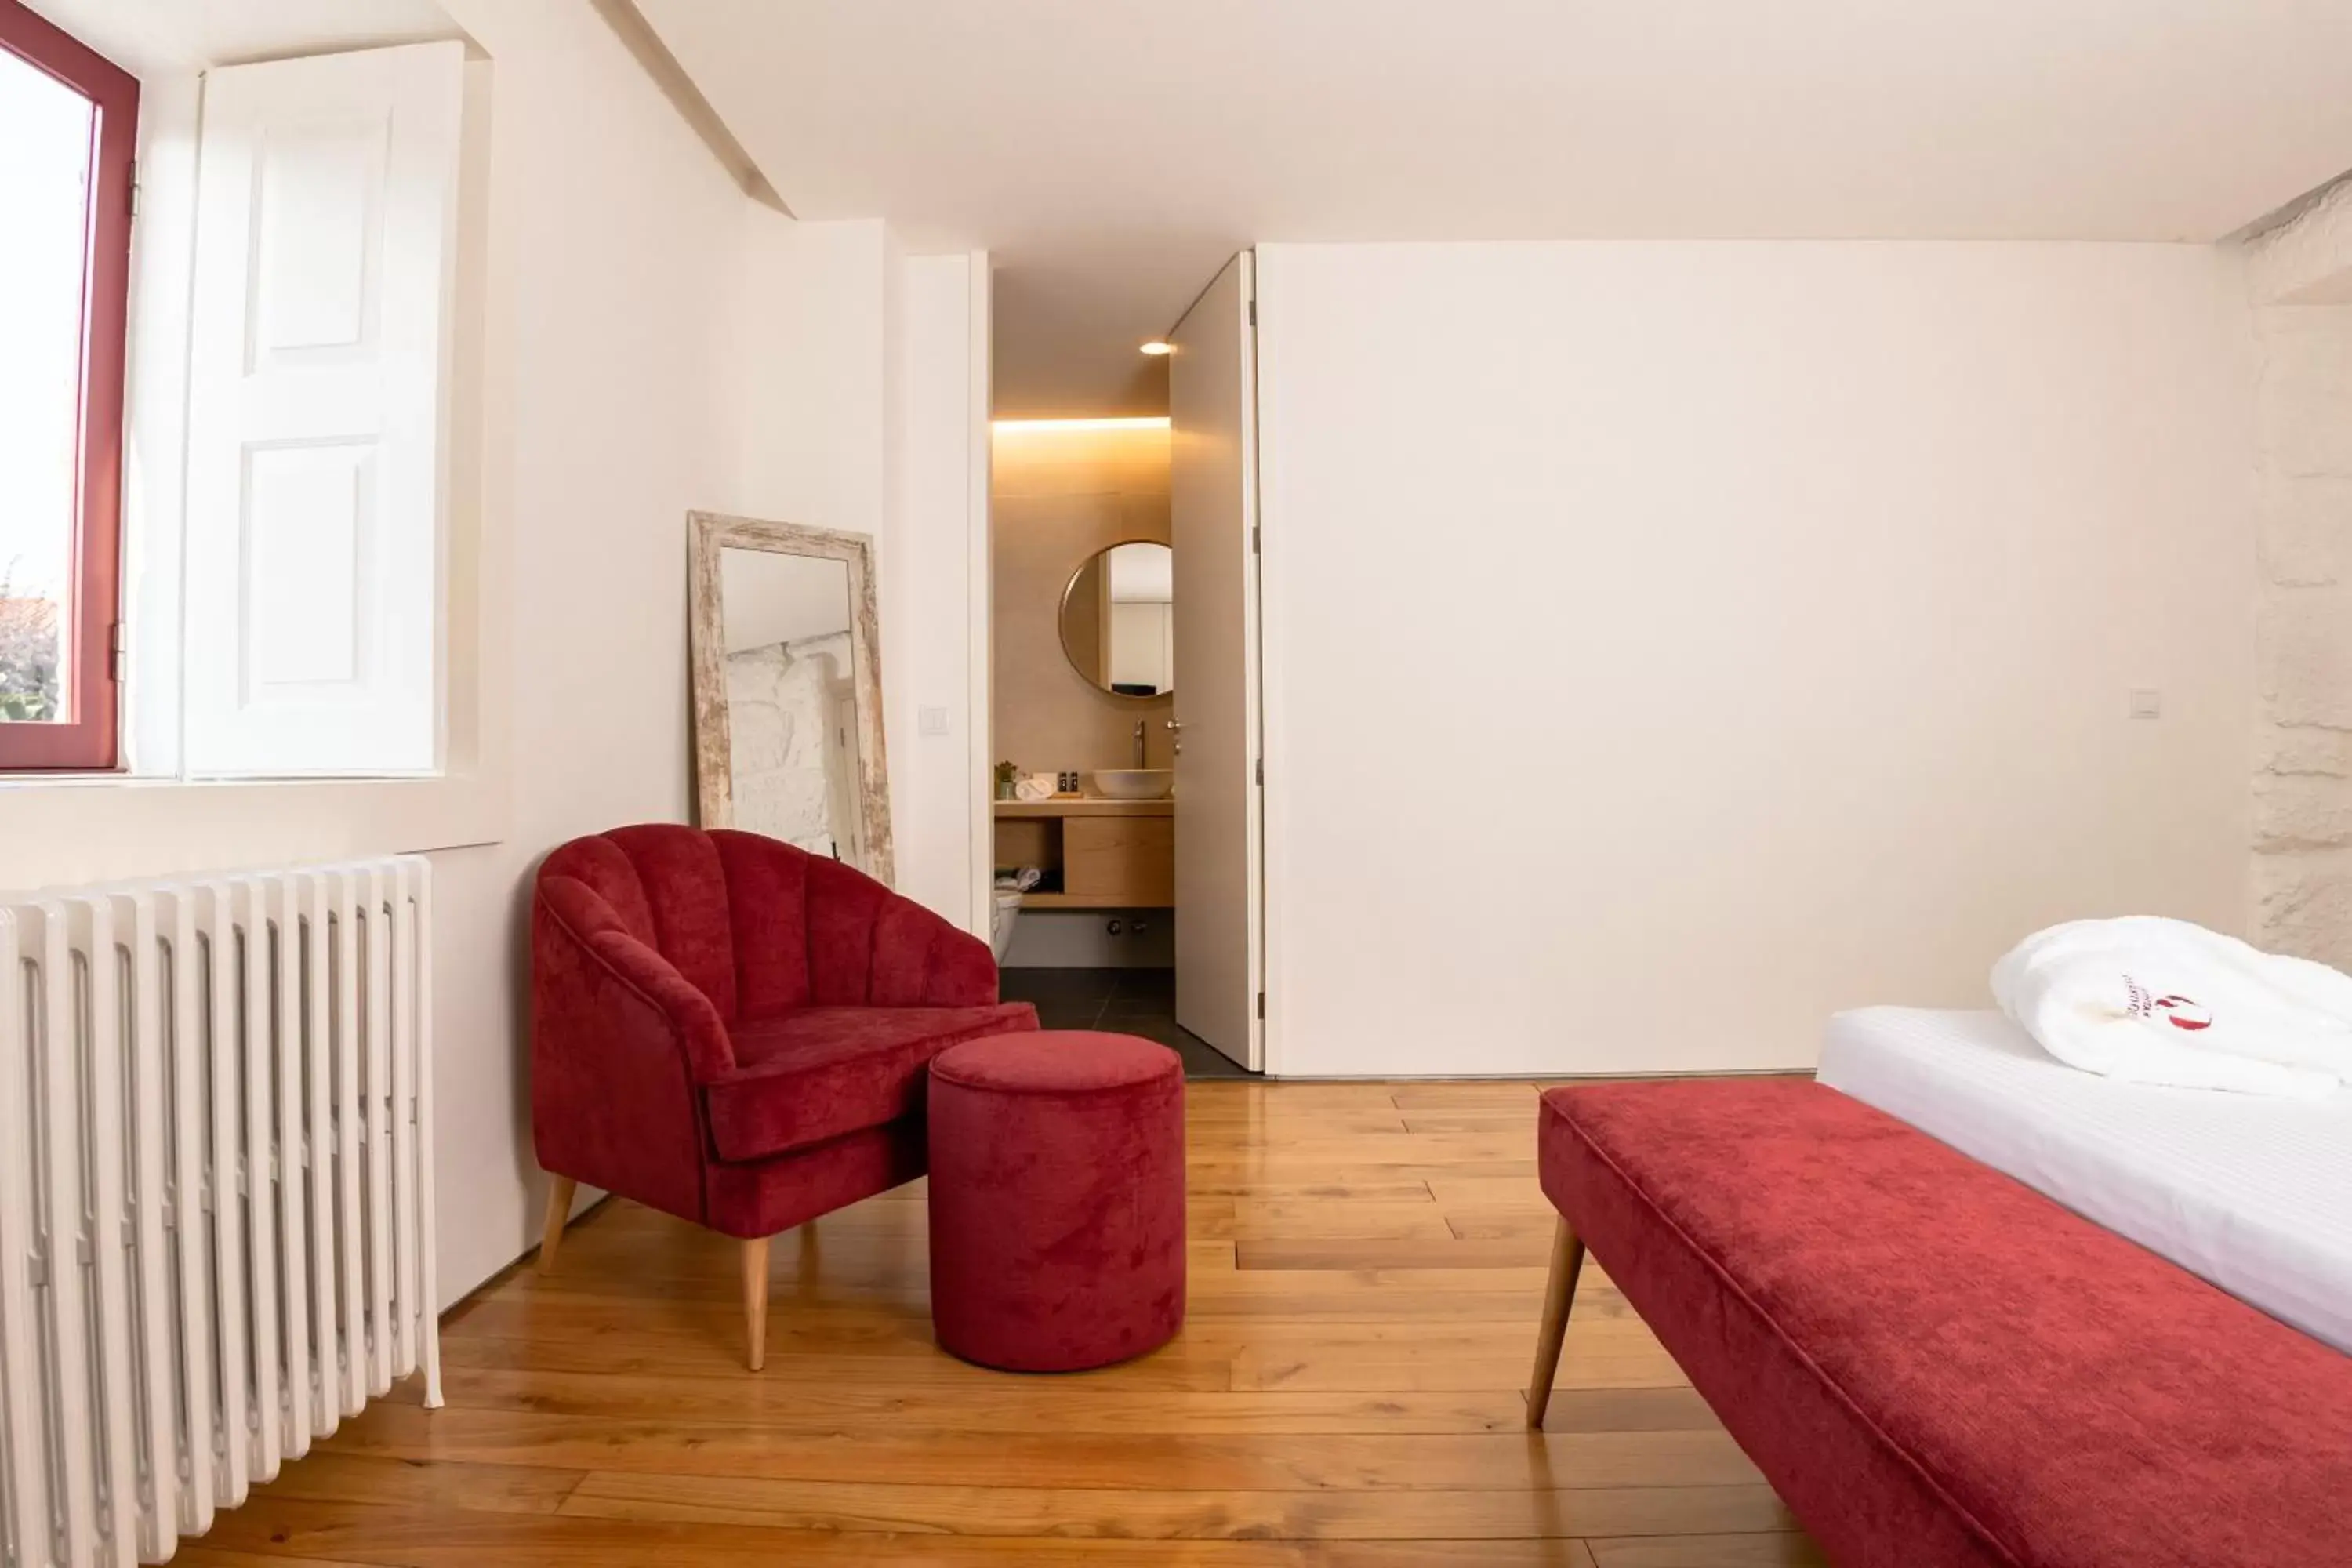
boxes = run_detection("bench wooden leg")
[537,1176,578,1274]
[1526,1214,1586,1430]
[742,1236,772,1371]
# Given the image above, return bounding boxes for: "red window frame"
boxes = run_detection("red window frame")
[0,0,135,769]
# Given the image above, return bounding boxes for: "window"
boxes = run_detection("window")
[0,0,133,769]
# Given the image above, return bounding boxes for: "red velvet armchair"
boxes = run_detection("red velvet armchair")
[530,824,1036,1367]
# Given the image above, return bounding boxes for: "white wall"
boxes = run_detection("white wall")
[893,252,992,932]
[1254,241,2257,1077]
[421,0,744,1301]
[426,33,989,1298]
[728,219,989,932]
[728,216,891,538]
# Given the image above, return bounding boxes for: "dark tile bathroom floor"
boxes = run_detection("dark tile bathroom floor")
[996,967,1260,1079]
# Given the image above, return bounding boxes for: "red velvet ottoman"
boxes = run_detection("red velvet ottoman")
[925,1030,1185,1371]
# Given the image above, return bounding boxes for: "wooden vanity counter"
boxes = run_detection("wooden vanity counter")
[993,797,1171,818]
[993,797,1173,907]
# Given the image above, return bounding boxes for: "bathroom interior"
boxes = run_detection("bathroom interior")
[982,247,1268,1077]
[986,405,1250,1073]
[983,404,1242,1067]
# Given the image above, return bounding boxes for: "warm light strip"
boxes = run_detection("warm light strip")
[990,416,1171,433]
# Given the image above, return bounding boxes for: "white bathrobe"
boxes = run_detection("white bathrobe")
[1991,917,2352,1098]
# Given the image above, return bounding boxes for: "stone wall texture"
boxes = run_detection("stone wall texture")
[727,632,861,861]
[2251,189,2352,964]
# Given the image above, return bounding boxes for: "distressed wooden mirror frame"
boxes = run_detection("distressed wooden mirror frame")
[687,510,895,886]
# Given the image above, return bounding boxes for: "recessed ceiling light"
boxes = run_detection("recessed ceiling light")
[992,417,1171,433]
[1138,341,1173,355]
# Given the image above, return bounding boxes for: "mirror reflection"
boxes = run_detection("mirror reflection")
[719,548,865,864]
[1058,539,1173,698]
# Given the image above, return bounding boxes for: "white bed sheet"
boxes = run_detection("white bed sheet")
[1819,1006,2352,1355]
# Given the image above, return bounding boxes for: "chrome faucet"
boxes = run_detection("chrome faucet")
[1134,719,1148,768]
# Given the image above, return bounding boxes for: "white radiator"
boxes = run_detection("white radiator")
[0,857,441,1568]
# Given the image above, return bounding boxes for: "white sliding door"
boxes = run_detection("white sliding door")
[1170,251,1264,1070]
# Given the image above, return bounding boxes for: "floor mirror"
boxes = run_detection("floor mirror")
[688,511,894,884]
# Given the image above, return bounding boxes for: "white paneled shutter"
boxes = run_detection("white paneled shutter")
[183,42,462,775]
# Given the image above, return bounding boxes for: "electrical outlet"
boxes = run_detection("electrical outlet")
[918,706,949,737]
[2129,688,2162,720]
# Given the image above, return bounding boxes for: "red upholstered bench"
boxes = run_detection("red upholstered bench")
[1527,1079,2352,1568]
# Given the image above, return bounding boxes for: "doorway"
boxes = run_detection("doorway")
[980,251,1269,1076]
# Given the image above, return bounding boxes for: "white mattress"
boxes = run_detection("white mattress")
[1819,1006,2352,1355]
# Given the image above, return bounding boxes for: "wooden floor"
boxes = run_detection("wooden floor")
[189,1080,1824,1566]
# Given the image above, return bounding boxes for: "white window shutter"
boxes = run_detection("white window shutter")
[183,42,462,775]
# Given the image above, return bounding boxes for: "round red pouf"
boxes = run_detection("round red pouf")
[926,1030,1185,1372]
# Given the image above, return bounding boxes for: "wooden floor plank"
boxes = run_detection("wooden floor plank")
[440,1330,1239,1389]
[1233,1237,1557,1271]
[412,1369,1541,1432]
[250,1451,586,1515]
[175,1550,379,1568]
[1317,1547,1602,1568]
[1586,1533,1830,1568]
[1426,1175,1555,1209]
[557,1470,1794,1540]
[198,1499,1323,1566]
[205,1077,1813,1560]
[1449,1212,1569,1243]
[319,1405,1762,1490]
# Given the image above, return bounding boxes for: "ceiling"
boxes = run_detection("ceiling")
[29,0,461,75]
[640,1,2352,416]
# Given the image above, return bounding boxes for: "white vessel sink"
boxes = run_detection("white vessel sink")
[1091,769,1174,800]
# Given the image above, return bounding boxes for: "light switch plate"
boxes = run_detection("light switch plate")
[918,706,950,737]
[2128,688,2162,720]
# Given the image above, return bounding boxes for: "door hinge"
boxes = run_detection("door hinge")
[1250,524,1260,555]
[127,159,139,218]
[1255,991,1266,1020]
[1254,757,1264,786]
[108,621,126,681]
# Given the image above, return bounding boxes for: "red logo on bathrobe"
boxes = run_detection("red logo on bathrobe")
[2124,975,2212,1032]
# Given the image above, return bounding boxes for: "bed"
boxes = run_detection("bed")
[1818,1006,2352,1354]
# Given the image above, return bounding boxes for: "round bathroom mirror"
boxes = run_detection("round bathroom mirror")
[1058,540,1173,699]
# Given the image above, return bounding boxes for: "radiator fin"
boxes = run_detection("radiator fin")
[0,858,437,1567]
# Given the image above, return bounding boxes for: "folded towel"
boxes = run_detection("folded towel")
[1011,774,1054,802]
[1991,917,2352,1098]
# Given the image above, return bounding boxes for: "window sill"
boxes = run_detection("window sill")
[0,768,509,890]
[0,770,437,787]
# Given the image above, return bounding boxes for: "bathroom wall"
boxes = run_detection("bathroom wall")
[1004,911,1175,969]
[990,420,1175,780]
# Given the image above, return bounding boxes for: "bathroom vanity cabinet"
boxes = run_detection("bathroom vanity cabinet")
[993,798,1174,908]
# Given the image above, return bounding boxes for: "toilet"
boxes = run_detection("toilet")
[989,886,1023,960]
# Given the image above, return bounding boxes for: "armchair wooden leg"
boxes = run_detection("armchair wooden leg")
[538,1176,578,1275]
[1526,1214,1586,1430]
[742,1236,772,1371]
